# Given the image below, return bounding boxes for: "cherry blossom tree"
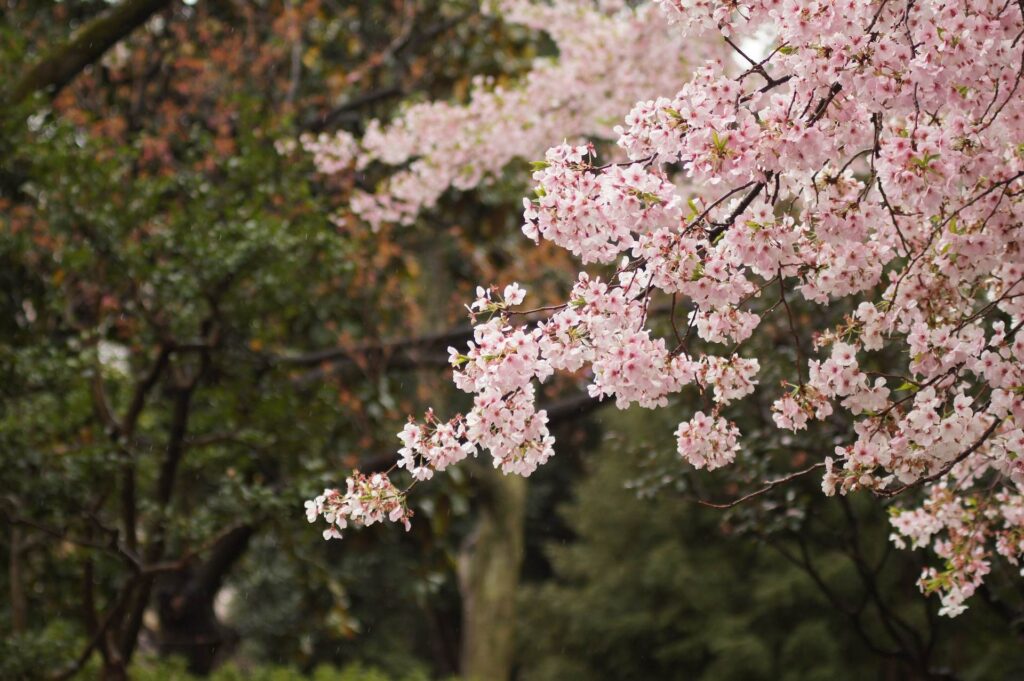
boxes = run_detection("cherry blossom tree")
[310,0,1024,618]
[302,0,720,227]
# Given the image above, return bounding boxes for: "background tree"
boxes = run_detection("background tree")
[518,408,1024,681]
[0,1,559,678]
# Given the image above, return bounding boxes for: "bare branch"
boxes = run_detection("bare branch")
[696,462,827,509]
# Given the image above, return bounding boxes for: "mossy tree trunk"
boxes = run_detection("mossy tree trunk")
[458,464,527,681]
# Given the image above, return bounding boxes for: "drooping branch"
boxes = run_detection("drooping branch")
[877,416,1004,498]
[282,302,677,384]
[348,390,607,479]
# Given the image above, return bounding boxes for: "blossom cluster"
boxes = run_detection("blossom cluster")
[307,0,1024,616]
[305,472,412,540]
[302,0,719,228]
[675,411,740,471]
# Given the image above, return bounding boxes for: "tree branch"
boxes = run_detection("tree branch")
[273,324,474,368]
[8,0,173,106]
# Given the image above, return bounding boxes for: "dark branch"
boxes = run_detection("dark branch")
[8,0,173,106]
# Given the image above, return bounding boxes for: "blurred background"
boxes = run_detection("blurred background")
[2,1,1024,680]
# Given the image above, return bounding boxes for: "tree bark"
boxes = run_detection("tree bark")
[101,660,129,681]
[9,526,27,633]
[457,465,527,681]
[120,378,200,664]
[156,525,255,674]
[7,0,173,105]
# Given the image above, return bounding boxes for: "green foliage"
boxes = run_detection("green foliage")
[0,2,542,676]
[129,657,443,681]
[517,409,1024,681]
[519,442,842,680]
[0,622,82,681]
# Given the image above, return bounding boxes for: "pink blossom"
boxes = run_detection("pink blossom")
[307,0,1024,618]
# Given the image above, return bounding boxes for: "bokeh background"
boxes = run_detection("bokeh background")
[2,1,1024,680]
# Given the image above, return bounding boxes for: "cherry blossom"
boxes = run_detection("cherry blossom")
[308,0,1024,616]
[303,0,721,228]
[676,411,741,471]
[306,472,413,540]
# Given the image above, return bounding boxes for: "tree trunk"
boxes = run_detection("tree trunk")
[156,525,254,674]
[9,526,27,633]
[101,661,129,681]
[458,466,527,681]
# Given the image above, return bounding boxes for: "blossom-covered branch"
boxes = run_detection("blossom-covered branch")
[309,0,1024,617]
